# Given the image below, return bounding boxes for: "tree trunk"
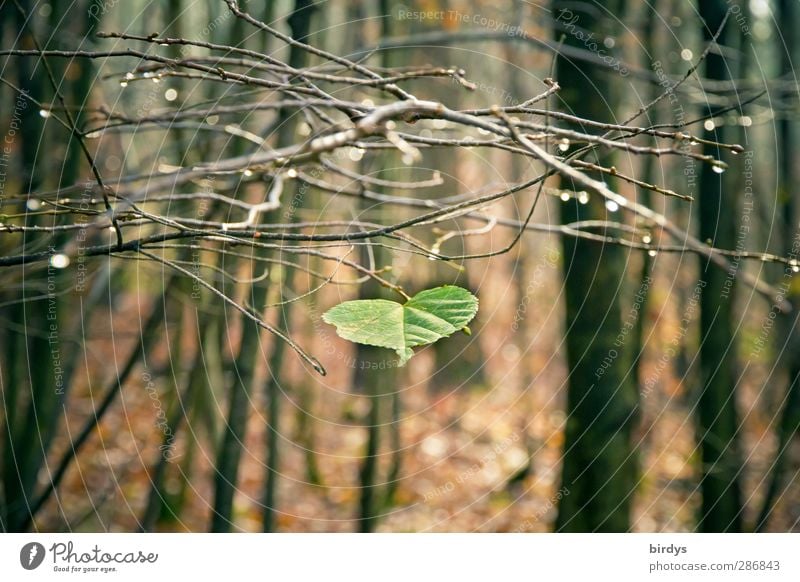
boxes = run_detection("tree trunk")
[211,0,317,533]
[553,0,638,532]
[696,0,744,532]
[754,0,800,532]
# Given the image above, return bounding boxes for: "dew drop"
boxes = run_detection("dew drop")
[642,234,652,244]
[559,191,571,202]
[712,164,726,174]
[50,253,70,269]
[39,109,51,118]
[577,191,590,204]
[558,138,570,152]
[647,250,657,257]
[605,200,619,212]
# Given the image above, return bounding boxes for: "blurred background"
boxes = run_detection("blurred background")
[1,0,799,533]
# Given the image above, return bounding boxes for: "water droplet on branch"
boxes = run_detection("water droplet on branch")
[49,254,70,269]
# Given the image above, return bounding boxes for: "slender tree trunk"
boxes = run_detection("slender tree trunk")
[211,0,317,532]
[696,0,744,532]
[754,0,800,531]
[553,0,638,532]
[140,271,213,532]
[630,4,658,389]
[0,0,52,532]
[60,0,103,187]
[351,0,403,533]
[258,0,317,533]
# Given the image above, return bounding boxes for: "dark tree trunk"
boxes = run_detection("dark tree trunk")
[754,0,800,532]
[553,0,638,532]
[0,0,51,532]
[211,0,317,533]
[696,0,744,532]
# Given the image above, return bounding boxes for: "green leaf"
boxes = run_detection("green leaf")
[322,285,479,365]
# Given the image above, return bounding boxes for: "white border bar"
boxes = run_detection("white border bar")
[1,533,797,580]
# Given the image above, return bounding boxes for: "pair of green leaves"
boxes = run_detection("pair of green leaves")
[322,285,479,365]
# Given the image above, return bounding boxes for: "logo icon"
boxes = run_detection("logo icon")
[20,542,46,570]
